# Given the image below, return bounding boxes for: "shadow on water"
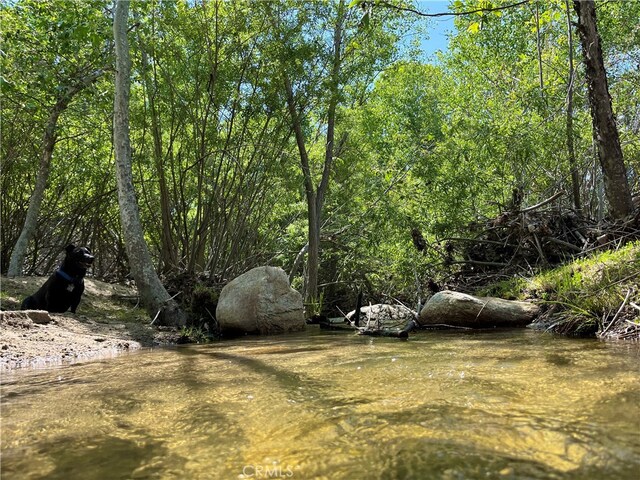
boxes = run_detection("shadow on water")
[1,434,187,480]
[177,347,368,409]
[1,373,98,402]
[2,329,639,479]
[334,435,640,480]
[313,437,563,480]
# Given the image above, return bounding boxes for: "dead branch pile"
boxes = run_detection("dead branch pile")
[445,192,640,276]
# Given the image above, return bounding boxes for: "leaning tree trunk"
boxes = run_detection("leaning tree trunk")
[7,71,103,277]
[113,0,185,326]
[574,0,633,219]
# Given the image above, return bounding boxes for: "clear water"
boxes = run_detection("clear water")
[1,329,639,479]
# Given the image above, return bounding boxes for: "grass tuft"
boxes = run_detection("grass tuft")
[479,242,639,338]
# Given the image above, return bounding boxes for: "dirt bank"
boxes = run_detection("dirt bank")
[0,277,180,371]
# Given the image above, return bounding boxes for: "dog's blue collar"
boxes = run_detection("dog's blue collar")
[56,269,76,283]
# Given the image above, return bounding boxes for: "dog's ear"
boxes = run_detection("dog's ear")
[65,244,76,253]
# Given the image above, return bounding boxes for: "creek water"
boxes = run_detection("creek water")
[1,329,639,480]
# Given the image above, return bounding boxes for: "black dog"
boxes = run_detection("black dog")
[21,244,94,313]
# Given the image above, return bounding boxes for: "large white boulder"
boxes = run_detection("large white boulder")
[216,266,305,335]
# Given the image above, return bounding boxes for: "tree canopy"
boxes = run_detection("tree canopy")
[2,0,638,316]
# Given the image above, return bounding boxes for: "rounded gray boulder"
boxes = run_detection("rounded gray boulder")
[216,266,305,335]
[418,290,539,328]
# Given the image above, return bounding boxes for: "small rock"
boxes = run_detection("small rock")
[346,304,416,329]
[27,310,52,324]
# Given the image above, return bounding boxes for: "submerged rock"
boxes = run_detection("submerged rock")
[418,290,539,329]
[215,266,305,335]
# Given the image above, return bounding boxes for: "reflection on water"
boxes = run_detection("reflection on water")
[1,329,639,479]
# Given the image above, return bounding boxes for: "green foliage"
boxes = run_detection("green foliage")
[1,0,638,316]
[305,291,325,318]
[532,242,640,316]
[1,0,117,274]
[178,325,213,344]
[477,277,529,300]
[480,242,640,333]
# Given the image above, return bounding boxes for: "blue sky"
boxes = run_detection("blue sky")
[414,1,456,59]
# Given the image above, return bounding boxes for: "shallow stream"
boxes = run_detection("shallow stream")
[1,329,639,479]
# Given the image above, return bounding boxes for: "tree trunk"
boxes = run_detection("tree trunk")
[535,1,544,99]
[282,0,345,308]
[289,243,309,284]
[574,0,633,219]
[140,44,176,272]
[565,0,581,213]
[113,0,185,326]
[8,71,104,277]
[284,72,319,304]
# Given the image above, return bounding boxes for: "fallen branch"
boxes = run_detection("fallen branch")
[602,289,632,335]
[442,237,506,246]
[546,237,582,252]
[519,191,565,213]
[458,259,509,268]
[420,323,474,330]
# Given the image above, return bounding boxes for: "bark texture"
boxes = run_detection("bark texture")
[574,0,633,219]
[113,0,185,326]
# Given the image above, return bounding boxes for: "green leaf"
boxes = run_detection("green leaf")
[360,11,370,28]
[467,22,481,34]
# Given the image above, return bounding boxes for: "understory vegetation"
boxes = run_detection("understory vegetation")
[1,0,638,337]
[479,241,640,338]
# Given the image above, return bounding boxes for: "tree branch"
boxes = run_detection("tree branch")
[519,190,565,213]
[367,0,531,18]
